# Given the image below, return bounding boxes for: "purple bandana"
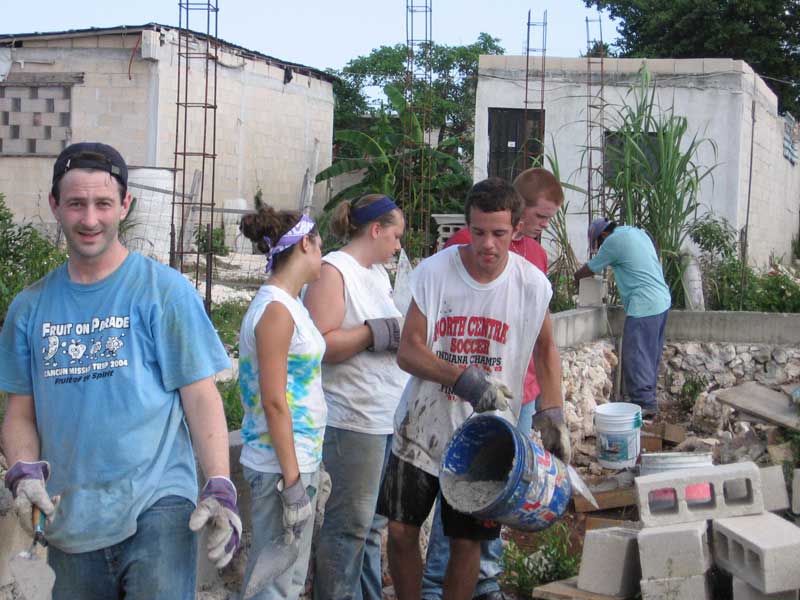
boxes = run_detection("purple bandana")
[264,214,316,272]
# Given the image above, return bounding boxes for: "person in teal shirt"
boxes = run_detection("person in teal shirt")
[574,218,671,417]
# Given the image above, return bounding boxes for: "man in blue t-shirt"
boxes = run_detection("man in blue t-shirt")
[0,143,241,599]
[574,218,671,417]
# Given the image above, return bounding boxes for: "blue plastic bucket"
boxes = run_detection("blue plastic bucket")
[439,415,572,532]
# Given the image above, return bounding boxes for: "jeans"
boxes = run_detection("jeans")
[622,310,669,407]
[421,403,538,600]
[47,495,197,600]
[241,467,320,600]
[314,427,391,600]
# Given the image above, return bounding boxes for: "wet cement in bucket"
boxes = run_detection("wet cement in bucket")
[441,432,515,514]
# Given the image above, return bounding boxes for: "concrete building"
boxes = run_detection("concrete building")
[473,56,800,266]
[0,24,334,253]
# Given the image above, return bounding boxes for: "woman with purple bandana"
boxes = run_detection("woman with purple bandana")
[305,194,408,600]
[237,206,327,599]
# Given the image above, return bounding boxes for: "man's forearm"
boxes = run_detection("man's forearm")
[574,264,595,283]
[397,340,462,388]
[534,342,563,412]
[1,394,40,465]
[181,378,231,479]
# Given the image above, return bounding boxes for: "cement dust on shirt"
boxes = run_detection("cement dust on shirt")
[392,246,552,476]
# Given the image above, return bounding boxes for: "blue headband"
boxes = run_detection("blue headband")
[351,196,399,225]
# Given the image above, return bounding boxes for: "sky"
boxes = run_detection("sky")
[1,0,618,71]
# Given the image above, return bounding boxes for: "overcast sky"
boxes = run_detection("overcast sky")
[2,0,618,71]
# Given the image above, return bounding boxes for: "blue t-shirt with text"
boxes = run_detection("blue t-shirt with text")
[0,253,230,553]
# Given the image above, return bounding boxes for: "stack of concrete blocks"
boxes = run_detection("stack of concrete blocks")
[576,462,800,599]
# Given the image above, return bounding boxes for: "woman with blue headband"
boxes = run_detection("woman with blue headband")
[304,194,409,600]
[237,206,326,599]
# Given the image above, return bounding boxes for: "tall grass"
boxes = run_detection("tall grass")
[604,67,717,307]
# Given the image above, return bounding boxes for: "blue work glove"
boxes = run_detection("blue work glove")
[277,477,312,545]
[4,460,59,535]
[452,366,512,413]
[189,476,242,568]
[533,406,572,464]
[365,317,402,352]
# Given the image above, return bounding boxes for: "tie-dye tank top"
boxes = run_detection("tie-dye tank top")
[238,284,327,473]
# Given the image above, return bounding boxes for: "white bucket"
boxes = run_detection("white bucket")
[594,402,642,469]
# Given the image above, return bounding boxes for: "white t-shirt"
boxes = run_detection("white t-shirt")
[239,285,328,474]
[392,246,552,476]
[320,251,410,434]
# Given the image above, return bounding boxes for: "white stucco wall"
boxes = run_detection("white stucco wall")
[474,56,799,266]
[0,28,334,248]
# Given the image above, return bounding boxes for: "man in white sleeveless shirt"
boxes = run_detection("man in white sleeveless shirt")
[377,178,571,600]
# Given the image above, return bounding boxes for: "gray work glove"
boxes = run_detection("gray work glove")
[533,407,572,464]
[314,466,332,535]
[189,476,243,568]
[4,460,59,535]
[452,366,512,413]
[277,477,312,545]
[365,318,402,352]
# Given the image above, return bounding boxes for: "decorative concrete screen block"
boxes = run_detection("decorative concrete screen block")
[793,469,800,514]
[713,512,800,593]
[640,574,711,600]
[635,461,764,527]
[638,520,711,579]
[733,577,799,600]
[760,465,790,512]
[577,527,641,597]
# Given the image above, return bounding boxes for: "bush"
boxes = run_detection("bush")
[210,300,249,357]
[500,523,579,595]
[217,378,243,431]
[704,257,800,313]
[194,224,229,256]
[0,193,66,325]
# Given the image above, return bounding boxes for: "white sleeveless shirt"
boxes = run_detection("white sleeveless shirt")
[392,246,552,476]
[321,250,410,434]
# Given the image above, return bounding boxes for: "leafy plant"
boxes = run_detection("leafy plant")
[689,213,737,259]
[217,378,243,431]
[316,83,472,259]
[500,523,580,595]
[603,66,717,307]
[0,193,66,326]
[194,224,229,257]
[210,300,248,357]
[678,372,708,411]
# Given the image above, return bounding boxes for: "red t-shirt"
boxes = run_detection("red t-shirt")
[444,227,548,404]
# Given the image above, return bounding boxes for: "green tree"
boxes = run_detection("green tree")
[332,33,505,154]
[584,0,800,114]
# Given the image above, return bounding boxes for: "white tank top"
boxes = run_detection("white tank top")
[392,246,552,476]
[321,251,410,434]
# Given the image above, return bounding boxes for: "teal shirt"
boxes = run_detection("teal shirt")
[587,226,671,317]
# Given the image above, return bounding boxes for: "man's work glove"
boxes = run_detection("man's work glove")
[189,476,242,568]
[365,317,402,352]
[277,477,312,545]
[452,366,512,413]
[533,407,572,464]
[4,460,59,535]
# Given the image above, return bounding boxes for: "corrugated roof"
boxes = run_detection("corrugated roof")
[0,22,337,83]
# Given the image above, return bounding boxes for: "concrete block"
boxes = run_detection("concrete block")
[793,470,800,514]
[733,577,799,600]
[578,276,605,307]
[638,520,711,579]
[760,466,790,512]
[640,574,710,600]
[635,462,764,527]
[35,140,66,155]
[713,512,800,593]
[577,527,641,597]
